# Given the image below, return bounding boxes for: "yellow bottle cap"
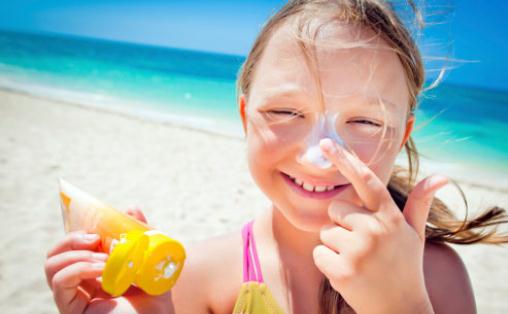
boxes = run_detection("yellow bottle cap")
[102,230,149,297]
[135,231,186,296]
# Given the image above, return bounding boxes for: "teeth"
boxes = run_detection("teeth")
[302,182,314,192]
[288,174,339,193]
[314,186,327,192]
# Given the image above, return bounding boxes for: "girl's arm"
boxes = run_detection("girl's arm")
[423,242,476,314]
[170,242,213,314]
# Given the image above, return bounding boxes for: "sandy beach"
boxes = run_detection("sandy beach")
[0,89,507,313]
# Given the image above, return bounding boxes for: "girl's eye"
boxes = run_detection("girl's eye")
[349,119,382,127]
[267,109,304,118]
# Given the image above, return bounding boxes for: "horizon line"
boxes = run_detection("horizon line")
[1,27,506,93]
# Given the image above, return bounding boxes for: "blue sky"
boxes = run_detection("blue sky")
[0,0,507,90]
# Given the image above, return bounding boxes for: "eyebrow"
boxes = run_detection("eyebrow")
[347,95,399,109]
[260,84,400,109]
[260,84,311,102]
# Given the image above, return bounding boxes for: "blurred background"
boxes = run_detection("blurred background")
[0,1,507,313]
[0,0,507,173]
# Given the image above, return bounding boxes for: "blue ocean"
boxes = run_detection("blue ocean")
[0,29,507,175]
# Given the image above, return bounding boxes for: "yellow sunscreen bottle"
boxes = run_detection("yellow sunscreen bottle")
[58,178,185,297]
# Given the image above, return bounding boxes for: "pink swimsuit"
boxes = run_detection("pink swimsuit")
[242,220,265,283]
[232,220,285,314]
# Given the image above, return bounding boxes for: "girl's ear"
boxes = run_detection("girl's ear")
[239,94,248,136]
[399,115,415,150]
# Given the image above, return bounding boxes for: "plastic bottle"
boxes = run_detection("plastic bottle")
[58,178,186,297]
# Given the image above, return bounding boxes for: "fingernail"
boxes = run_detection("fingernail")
[320,138,336,154]
[92,262,105,269]
[426,175,448,189]
[81,233,99,241]
[92,253,109,261]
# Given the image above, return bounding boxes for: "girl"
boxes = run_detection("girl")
[44,0,508,313]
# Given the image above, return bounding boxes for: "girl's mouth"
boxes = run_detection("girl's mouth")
[280,172,350,200]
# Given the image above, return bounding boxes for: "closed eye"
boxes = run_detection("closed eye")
[349,119,382,127]
[267,109,305,118]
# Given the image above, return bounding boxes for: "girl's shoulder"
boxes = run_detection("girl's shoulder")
[171,229,244,314]
[423,241,476,313]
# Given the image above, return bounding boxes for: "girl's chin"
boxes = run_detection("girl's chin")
[282,206,331,232]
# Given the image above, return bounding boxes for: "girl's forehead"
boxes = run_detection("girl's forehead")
[249,21,409,112]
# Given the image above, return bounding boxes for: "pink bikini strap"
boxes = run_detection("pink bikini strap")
[242,220,264,283]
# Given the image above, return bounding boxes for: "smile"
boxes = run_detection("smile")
[280,172,350,200]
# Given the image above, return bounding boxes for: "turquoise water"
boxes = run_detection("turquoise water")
[0,29,242,132]
[0,29,507,174]
[412,84,508,172]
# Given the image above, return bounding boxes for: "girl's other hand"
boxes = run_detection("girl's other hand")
[44,207,173,314]
[313,139,448,314]
[44,231,110,313]
[125,205,148,224]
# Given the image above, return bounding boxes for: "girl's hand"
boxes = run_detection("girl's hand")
[312,139,448,314]
[44,207,171,314]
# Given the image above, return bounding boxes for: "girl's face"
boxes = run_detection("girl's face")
[239,22,414,232]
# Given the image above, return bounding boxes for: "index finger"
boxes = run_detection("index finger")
[47,232,101,258]
[320,138,391,211]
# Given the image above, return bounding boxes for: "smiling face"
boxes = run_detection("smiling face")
[240,20,414,232]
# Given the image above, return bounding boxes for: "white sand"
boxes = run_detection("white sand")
[0,89,506,313]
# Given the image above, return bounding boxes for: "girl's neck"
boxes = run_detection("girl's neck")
[256,205,324,311]
[258,205,323,265]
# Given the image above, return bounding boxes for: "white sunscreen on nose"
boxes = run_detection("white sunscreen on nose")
[299,112,345,169]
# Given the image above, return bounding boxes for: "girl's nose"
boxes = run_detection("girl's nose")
[296,111,347,168]
[297,142,333,169]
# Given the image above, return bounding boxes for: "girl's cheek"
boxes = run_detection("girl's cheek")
[354,144,399,185]
[246,132,293,187]
[246,135,272,174]
[248,128,289,158]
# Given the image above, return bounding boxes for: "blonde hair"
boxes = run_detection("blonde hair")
[236,1,508,313]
